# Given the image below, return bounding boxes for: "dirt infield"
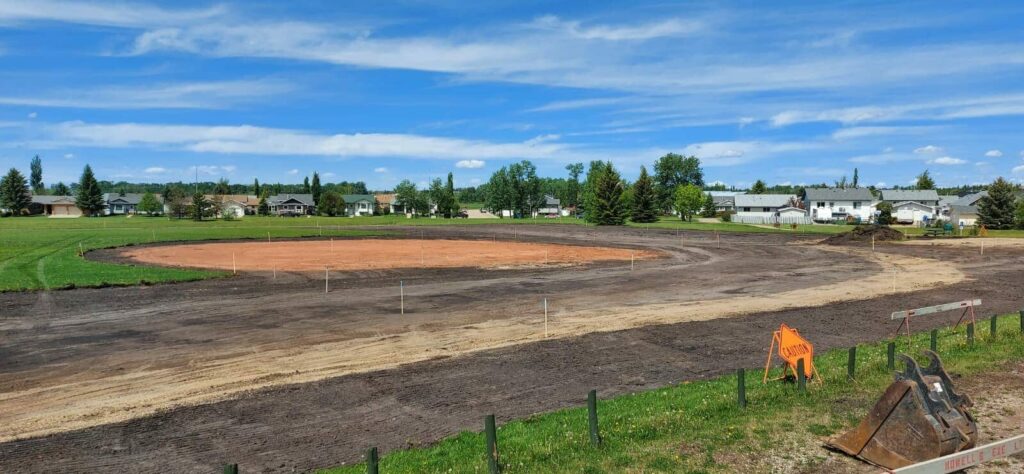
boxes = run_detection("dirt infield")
[2,225,1024,472]
[120,239,661,271]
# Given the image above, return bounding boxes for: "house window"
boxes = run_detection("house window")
[762,207,770,212]
[816,202,825,208]
[743,207,751,212]
[853,202,861,209]
[829,202,835,207]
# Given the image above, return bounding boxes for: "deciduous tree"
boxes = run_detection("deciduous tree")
[30,155,44,194]
[654,153,704,213]
[673,184,704,221]
[565,162,583,216]
[138,191,162,216]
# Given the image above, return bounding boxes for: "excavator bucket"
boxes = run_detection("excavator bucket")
[827,350,977,469]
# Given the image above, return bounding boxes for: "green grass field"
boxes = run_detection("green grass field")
[0,216,385,292]
[320,313,1024,473]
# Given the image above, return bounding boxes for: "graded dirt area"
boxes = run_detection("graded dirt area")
[120,238,661,271]
[2,225,1024,472]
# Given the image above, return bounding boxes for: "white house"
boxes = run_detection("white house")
[948,192,987,227]
[268,194,315,215]
[733,194,804,223]
[803,188,875,223]
[31,195,82,218]
[342,194,376,217]
[879,189,940,224]
[893,201,936,225]
[534,195,562,217]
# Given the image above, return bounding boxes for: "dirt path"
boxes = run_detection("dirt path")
[1,226,1023,472]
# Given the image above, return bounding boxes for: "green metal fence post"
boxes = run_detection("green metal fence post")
[930,329,938,352]
[797,359,807,393]
[737,369,747,408]
[990,315,997,340]
[847,347,856,381]
[967,322,975,347]
[485,415,500,474]
[587,389,602,446]
[887,342,895,370]
[1019,309,1023,335]
[366,447,379,474]
[223,464,238,474]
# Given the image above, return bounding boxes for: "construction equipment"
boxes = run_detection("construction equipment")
[827,350,977,469]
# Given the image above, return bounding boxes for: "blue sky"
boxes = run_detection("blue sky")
[1,0,1024,191]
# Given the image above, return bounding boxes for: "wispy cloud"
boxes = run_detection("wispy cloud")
[528,15,703,41]
[526,97,630,113]
[0,0,226,28]
[985,149,1003,157]
[455,159,485,169]
[914,145,943,154]
[831,126,939,140]
[0,79,291,109]
[928,156,966,165]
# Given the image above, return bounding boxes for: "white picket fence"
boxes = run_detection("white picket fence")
[732,215,814,225]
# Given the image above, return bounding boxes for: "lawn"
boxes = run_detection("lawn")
[320,313,1024,473]
[0,216,384,292]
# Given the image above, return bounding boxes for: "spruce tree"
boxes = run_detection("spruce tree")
[303,176,311,193]
[593,162,626,225]
[630,165,658,223]
[978,177,1017,229]
[311,172,322,206]
[0,168,32,215]
[75,165,105,216]
[253,178,261,197]
[445,172,459,217]
[701,192,717,218]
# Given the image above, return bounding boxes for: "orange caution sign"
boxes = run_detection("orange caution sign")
[763,323,822,384]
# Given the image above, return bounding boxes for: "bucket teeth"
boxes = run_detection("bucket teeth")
[825,351,978,469]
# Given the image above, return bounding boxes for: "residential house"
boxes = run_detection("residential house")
[535,195,562,217]
[802,188,875,223]
[206,195,259,218]
[711,195,737,212]
[31,195,82,218]
[374,193,402,214]
[949,192,987,227]
[268,194,315,215]
[878,189,940,224]
[733,194,806,223]
[342,194,376,217]
[104,193,161,215]
[938,195,960,217]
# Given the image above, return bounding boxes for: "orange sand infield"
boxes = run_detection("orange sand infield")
[121,239,661,271]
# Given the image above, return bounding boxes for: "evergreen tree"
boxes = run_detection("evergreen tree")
[592,162,626,225]
[75,165,105,216]
[30,155,44,194]
[630,165,658,223]
[258,196,270,216]
[701,192,717,218]
[190,192,210,221]
[0,168,32,215]
[852,168,859,188]
[1014,198,1024,230]
[916,170,935,190]
[303,176,311,193]
[52,182,70,195]
[138,191,162,215]
[750,179,768,194]
[978,177,1017,229]
[876,201,894,225]
[673,184,704,221]
[311,172,322,206]
[213,178,230,195]
[253,178,261,197]
[445,172,459,217]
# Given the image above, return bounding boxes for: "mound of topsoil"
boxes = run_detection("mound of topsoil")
[823,225,905,245]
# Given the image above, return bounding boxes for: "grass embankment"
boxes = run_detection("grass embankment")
[322,313,1024,473]
[0,216,384,291]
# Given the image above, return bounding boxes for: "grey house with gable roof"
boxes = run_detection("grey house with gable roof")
[268,194,315,215]
[802,188,875,222]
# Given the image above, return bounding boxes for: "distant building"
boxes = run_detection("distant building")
[103,193,162,215]
[535,195,562,217]
[267,194,316,215]
[342,194,376,217]
[31,195,82,218]
[205,195,259,218]
[802,188,875,223]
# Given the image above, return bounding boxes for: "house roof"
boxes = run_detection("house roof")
[103,193,160,205]
[879,189,940,202]
[708,190,742,197]
[342,194,376,204]
[712,195,735,206]
[802,187,874,201]
[206,194,258,205]
[734,194,794,208]
[268,194,315,206]
[777,206,808,214]
[892,201,935,210]
[949,204,979,214]
[31,195,76,205]
[938,195,959,207]
[544,194,560,206]
[952,191,987,207]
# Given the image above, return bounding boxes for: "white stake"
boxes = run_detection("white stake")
[872,234,875,251]
[325,266,329,293]
[981,240,985,256]
[892,267,897,293]
[717,232,721,248]
[152,229,156,241]
[273,266,276,279]
[545,249,549,264]
[267,231,271,243]
[232,252,237,275]
[331,238,334,253]
[79,242,84,257]
[544,298,549,338]
[631,251,635,271]
[400,280,405,315]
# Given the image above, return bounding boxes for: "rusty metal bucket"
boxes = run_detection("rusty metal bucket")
[826,350,977,469]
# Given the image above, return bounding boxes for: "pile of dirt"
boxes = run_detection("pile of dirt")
[823,225,905,245]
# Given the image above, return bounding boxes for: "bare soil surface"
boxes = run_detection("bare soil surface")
[2,225,1023,473]
[121,238,661,272]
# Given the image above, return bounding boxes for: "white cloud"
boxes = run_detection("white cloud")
[0,0,226,28]
[831,126,938,140]
[144,166,166,174]
[322,172,336,178]
[526,97,629,113]
[455,159,486,169]
[530,15,703,41]
[681,141,818,166]
[849,151,919,164]
[0,79,290,109]
[984,149,1003,157]
[287,169,299,175]
[914,145,943,154]
[875,181,887,188]
[41,121,568,161]
[63,153,74,159]
[928,156,966,165]
[1013,165,1024,175]
[373,167,388,173]
[189,165,235,175]
[27,111,37,119]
